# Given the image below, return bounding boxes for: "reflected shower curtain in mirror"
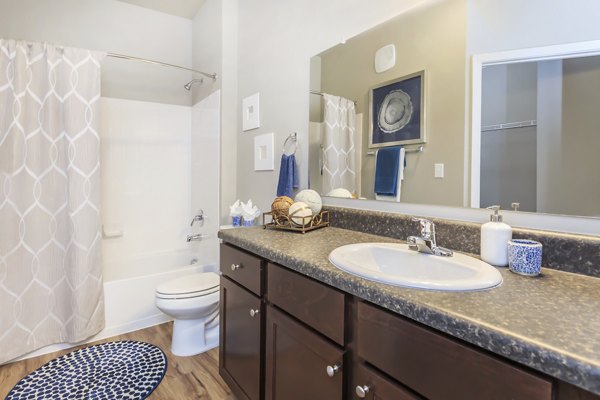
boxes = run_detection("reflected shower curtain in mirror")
[322,94,357,195]
[0,39,105,363]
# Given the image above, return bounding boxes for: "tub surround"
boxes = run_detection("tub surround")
[326,206,600,278]
[218,225,600,396]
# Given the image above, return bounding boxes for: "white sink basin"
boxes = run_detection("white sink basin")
[329,242,502,291]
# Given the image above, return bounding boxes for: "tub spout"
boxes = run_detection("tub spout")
[186,233,208,242]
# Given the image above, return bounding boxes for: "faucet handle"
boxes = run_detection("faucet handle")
[412,217,434,238]
[190,210,205,226]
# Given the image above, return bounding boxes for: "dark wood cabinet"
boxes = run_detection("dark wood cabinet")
[219,242,600,400]
[265,305,344,400]
[220,243,264,296]
[352,363,423,400]
[219,277,263,400]
[357,301,553,400]
[267,263,345,345]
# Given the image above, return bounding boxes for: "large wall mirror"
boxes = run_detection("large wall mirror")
[308,0,600,219]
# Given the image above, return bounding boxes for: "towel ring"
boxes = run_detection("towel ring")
[283,132,297,155]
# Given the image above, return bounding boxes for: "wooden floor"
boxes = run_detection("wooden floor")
[0,323,234,399]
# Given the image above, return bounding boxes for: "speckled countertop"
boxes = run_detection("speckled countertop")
[218,226,600,395]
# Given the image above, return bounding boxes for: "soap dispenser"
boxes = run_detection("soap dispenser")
[480,206,512,266]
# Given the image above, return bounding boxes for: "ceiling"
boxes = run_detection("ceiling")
[117,0,206,19]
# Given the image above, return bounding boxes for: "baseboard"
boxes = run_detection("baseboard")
[12,314,173,363]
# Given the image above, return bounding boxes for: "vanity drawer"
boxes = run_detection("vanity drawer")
[220,243,264,296]
[267,263,345,346]
[353,363,423,400]
[357,302,553,400]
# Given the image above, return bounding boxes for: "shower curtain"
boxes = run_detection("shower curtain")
[0,39,105,363]
[322,94,357,195]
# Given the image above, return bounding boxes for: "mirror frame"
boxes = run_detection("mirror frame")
[470,39,600,214]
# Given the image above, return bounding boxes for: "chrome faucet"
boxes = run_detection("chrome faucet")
[186,233,208,242]
[407,218,453,257]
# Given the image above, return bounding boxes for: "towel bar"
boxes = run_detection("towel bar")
[367,145,423,156]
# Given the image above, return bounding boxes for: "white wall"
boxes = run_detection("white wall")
[100,98,192,280]
[0,0,194,106]
[191,0,222,104]
[467,0,600,55]
[190,90,221,266]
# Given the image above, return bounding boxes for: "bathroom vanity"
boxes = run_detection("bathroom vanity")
[218,218,600,400]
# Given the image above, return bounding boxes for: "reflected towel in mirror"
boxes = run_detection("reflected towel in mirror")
[374,146,405,202]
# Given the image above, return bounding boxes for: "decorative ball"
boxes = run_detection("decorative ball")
[294,189,322,215]
[326,187,353,198]
[271,196,294,224]
[288,201,313,227]
[271,196,294,214]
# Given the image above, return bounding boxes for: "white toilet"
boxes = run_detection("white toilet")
[155,272,220,356]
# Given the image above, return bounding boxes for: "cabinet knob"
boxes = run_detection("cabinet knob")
[355,385,371,398]
[231,264,240,271]
[249,308,260,317]
[326,363,341,377]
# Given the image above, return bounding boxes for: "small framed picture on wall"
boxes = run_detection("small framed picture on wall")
[368,70,425,148]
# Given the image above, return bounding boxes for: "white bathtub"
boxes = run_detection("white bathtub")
[16,249,218,361]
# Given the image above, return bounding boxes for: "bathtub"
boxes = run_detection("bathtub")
[16,249,218,361]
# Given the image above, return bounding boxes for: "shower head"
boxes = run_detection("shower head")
[184,78,204,91]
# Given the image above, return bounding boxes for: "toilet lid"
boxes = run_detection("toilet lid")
[156,272,219,297]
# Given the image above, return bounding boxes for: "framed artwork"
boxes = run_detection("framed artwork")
[368,70,425,148]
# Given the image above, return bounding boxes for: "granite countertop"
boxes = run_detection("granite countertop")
[218,226,600,395]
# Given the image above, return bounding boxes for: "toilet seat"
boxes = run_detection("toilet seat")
[156,272,219,300]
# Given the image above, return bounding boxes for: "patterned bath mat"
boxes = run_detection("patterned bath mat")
[6,340,167,400]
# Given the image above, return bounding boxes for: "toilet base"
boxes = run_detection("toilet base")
[171,317,219,357]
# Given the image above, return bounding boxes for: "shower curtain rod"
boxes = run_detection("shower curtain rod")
[107,53,218,81]
[310,90,357,105]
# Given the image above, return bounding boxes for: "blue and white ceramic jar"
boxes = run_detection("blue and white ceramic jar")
[508,239,543,276]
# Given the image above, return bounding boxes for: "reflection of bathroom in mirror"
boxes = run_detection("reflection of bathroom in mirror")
[308,0,600,219]
[476,56,600,217]
[309,0,465,205]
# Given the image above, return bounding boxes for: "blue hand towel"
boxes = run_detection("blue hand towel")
[276,154,299,197]
[374,147,401,196]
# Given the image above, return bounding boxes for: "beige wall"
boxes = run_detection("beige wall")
[0,0,193,106]
[542,57,600,216]
[232,0,429,218]
[317,0,467,205]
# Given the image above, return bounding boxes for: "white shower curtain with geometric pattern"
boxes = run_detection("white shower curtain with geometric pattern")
[322,93,357,195]
[0,39,105,363]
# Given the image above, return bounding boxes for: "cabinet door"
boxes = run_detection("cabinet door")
[265,305,344,400]
[219,277,262,400]
[353,363,423,400]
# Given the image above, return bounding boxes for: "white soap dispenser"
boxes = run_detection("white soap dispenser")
[480,205,512,267]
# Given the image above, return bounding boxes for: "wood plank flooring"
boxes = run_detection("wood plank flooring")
[0,323,234,399]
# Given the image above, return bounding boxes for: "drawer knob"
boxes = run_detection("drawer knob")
[249,308,260,317]
[231,264,240,271]
[355,385,370,398]
[326,363,341,377]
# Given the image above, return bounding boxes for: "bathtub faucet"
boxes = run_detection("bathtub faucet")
[186,233,208,242]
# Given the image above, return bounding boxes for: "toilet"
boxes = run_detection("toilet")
[155,272,220,356]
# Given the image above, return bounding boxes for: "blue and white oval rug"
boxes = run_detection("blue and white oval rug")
[7,340,167,400]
